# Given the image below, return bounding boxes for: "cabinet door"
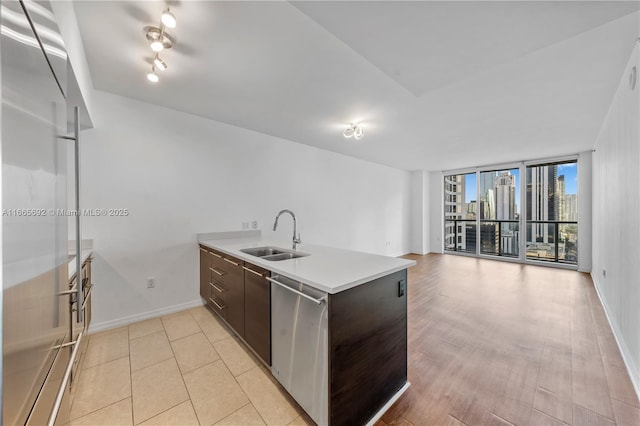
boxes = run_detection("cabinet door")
[244,263,271,365]
[199,247,210,300]
[222,256,244,337]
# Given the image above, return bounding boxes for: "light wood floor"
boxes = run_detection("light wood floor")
[380,254,640,426]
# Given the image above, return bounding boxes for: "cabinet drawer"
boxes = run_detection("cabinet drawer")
[208,249,226,270]
[209,280,227,302]
[208,295,226,320]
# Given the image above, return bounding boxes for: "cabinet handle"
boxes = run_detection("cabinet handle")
[209,298,225,310]
[58,283,78,296]
[210,267,224,276]
[267,277,326,305]
[210,251,222,258]
[242,266,264,277]
[223,258,239,266]
[200,248,207,253]
[211,283,225,293]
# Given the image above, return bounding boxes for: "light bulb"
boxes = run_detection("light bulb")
[343,126,354,138]
[154,56,167,71]
[161,9,176,28]
[150,39,164,52]
[147,71,159,83]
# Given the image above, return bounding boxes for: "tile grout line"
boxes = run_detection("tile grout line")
[137,321,195,425]
[189,308,272,426]
[180,308,246,425]
[69,396,132,424]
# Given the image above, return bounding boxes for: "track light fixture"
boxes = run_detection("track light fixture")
[343,122,364,140]
[143,7,177,83]
[153,55,167,71]
[147,67,159,83]
[161,8,177,28]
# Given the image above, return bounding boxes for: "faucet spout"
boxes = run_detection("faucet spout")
[272,209,301,250]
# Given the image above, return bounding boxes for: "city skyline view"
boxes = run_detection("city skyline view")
[463,164,577,205]
[445,160,578,264]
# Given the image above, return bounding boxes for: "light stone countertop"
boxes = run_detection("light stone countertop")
[199,237,416,294]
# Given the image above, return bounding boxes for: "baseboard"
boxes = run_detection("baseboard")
[591,273,640,402]
[88,299,204,334]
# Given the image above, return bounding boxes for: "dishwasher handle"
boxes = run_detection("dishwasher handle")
[267,277,326,305]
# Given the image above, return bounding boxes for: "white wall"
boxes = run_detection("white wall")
[428,171,443,253]
[82,90,412,330]
[577,151,592,273]
[592,43,640,397]
[50,1,95,126]
[410,171,430,254]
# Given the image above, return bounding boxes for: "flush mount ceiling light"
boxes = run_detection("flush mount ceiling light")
[343,122,364,140]
[143,8,178,83]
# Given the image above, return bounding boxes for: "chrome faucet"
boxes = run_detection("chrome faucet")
[273,209,301,250]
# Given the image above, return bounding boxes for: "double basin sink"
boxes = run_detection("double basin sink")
[240,246,310,262]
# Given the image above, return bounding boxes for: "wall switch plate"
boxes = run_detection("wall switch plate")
[147,277,156,288]
[398,279,406,297]
[251,220,258,229]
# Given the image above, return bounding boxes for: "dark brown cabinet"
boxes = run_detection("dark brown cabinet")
[199,246,210,300]
[222,255,244,336]
[199,247,244,336]
[199,246,271,365]
[243,263,271,365]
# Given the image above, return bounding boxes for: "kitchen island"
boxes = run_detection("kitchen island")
[198,233,415,426]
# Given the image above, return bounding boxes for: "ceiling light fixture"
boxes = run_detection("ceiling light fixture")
[153,55,167,71]
[147,66,159,83]
[143,8,178,84]
[343,122,364,140]
[161,8,177,29]
[145,26,174,52]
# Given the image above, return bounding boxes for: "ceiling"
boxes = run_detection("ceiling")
[73,1,640,171]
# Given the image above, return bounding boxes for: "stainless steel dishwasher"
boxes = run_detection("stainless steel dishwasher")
[269,274,329,426]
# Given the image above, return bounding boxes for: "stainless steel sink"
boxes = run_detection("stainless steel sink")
[262,252,309,261]
[240,247,286,257]
[240,246,310,261]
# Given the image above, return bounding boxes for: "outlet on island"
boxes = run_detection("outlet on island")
[147,277,156,288]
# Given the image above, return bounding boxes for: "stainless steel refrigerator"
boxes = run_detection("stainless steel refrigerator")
[2,1,72,424]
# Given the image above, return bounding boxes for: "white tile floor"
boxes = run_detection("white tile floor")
[69,306,314,426]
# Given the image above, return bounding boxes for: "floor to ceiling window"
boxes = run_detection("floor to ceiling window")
[525,161,578,264]
[443,159,578,266]
[479,168,520,257]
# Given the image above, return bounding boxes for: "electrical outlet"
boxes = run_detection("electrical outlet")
[241,222,249,230]
[602,268,607,278]
[147,277,156,288]
[251,220,258,229]
[385,241,391,247]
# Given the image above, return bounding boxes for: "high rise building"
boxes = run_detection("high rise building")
[466,200,477,219]
[495,171,516,220]
[480,172,497,220]
[565,194,578,222]
[557,175,566,220]
[444,175,466,251]
[526,165,557,242]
